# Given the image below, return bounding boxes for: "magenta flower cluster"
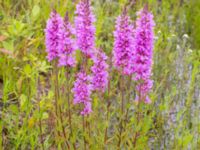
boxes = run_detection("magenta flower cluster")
[75,0,96,57]
[113,7,155,103]
[74,49,109,115]
[72,0,100,115]
[91,49,109,92]
[57,13,76,67]
[113,11,135,75]
[72,71,92,115]
[133,8,155,103]
[45,11,76,67]
[45,2,155,115]
[45,10,63,62]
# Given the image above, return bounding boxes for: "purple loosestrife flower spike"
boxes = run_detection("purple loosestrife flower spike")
[75,0,96,57]
[113,9,135,75]
[91,49,109,92]
[81,102,92,115]
[58,12,76,67]
[72,71,92,115]
[133,6,155,104]
[45,10,63,62]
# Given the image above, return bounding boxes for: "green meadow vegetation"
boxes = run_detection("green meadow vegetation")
[0,0,200,149]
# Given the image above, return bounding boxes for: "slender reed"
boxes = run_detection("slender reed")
[104,74,111,145]
[52,61,61,146]
[124,76,132,124]
[118,74,125,148]
[66,67,72,134]
[1,126,3,150]
[104,51,112,145]
[83,116,86,150]
[66,67,76,149]
[53,61,59,118]
[37,77,44,150]
[53,61,70,149]
[133,87,141,147]
[39,111,44,150]
[121,75,125,114]
[104,100,111,144]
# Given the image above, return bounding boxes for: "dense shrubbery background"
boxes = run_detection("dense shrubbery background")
[0,0,200,149]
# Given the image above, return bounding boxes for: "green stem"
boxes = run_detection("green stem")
[39,115,44,150]
[104,55,112,145]
[37,77,44,150]
[124,76,132,125]
[53,61,59,118]
[83,116,86,150]
[133,86,142,147]
[104,100,110,145]
[121,75,125,114]
[53,61,70,149]
[66,67,72,135]
[133,107,139,147]
[53,61,60,147]
[118,74,125,148]
[66,67,76,150]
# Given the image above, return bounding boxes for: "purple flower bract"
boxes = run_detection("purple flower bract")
[91,49,109,92]
[113,11,135,75]
[75,0,96,57]
[72,71,92,115]
[58,12,76,67]
[133,7,155,103]
[45,10,63,62]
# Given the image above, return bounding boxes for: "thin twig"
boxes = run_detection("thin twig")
[66,67,73,135]
[66,67,76,150]
[83,116,86,150]
[53,60,70,149]
[118,74,125,148]
[37,76,45,150]
[104,54,112,145]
